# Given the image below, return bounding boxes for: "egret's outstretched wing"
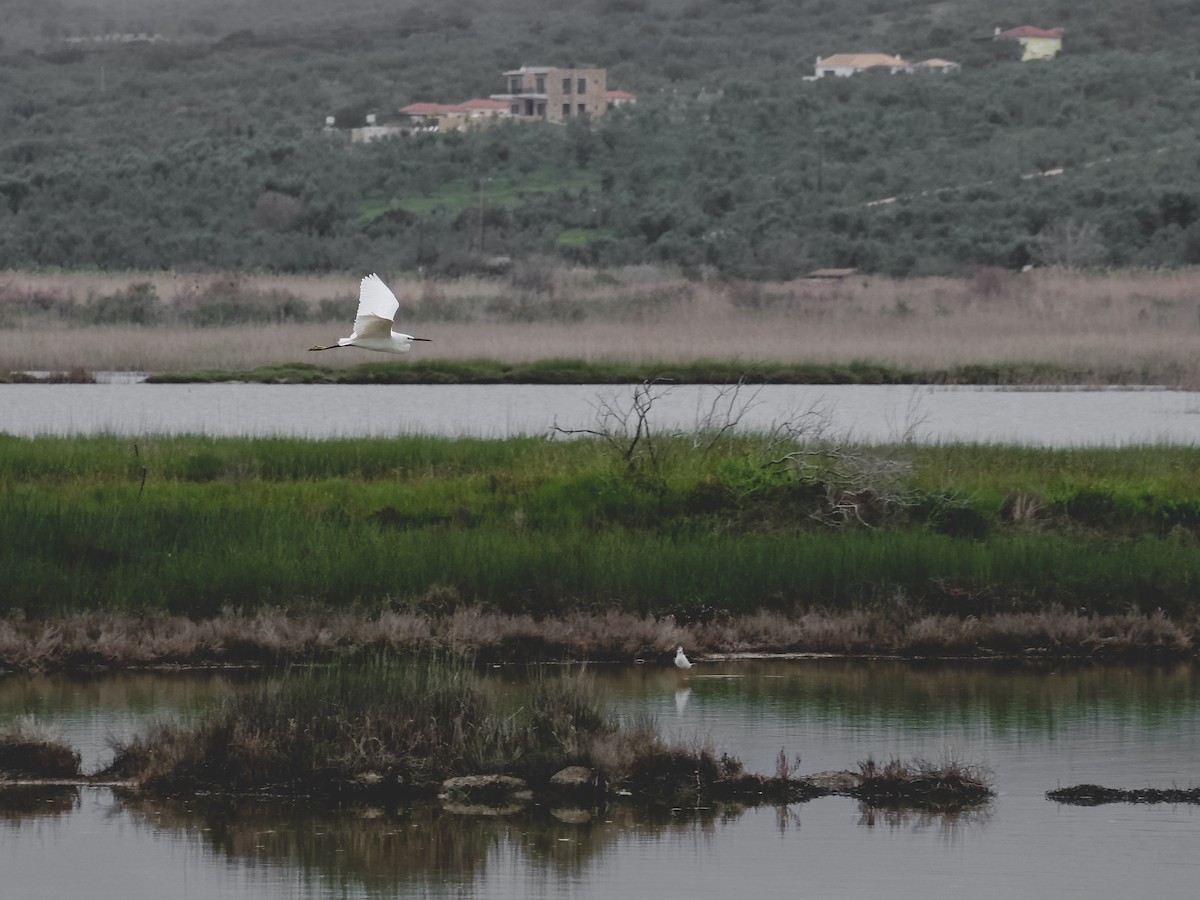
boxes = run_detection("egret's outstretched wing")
[351,273,400,339]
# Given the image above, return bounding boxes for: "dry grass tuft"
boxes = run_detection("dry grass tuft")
[0,716,82,778]
[855,753,994,810]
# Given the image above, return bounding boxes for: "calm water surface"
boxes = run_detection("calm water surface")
[2,660,1198,899]
[4,382,1200,444]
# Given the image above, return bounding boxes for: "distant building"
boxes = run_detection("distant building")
[814,54,911,78]
[350,123,405,143]
[492,66,609,122]
[606,90,637,109]
[340,66,631,140]
[994,26,1064,61]
[912,58,961,75]
[398,99,510,132]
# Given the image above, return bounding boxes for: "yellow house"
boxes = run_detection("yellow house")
[994,26,1064,61]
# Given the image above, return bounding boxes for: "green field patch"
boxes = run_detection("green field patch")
[360,169,601,222]
[555,227,617,247]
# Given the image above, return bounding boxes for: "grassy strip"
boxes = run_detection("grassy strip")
[4,435,1200,661]
[143,358,1075,386]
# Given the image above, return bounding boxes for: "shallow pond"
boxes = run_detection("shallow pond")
[4,382,1200,445]
[2,659,1198,899]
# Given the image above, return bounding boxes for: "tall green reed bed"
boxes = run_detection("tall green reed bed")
[5,434,1200,621]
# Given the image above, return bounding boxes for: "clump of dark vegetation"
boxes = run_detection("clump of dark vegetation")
[98,656,633,798]
[3,367,95,384]
[72,657,987,810]
[0,720,81,779]
[853,756,994,811]
[1046,784,1200,806]
[619,740,822,806]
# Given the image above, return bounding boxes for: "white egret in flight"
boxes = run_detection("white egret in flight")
[310,273,430,354]
[675,646,693,670]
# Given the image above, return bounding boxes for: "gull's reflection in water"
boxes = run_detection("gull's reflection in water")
[674,687,692,716]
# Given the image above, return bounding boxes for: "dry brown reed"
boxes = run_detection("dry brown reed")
[4,267,1200,382]
[0,603,1192,674]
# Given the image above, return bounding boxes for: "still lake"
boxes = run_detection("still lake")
[1,660,1199,899]
[4,381,1200,444]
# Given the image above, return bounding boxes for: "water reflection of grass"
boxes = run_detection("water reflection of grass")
[654,659,1200,733]
[109,792,738,891]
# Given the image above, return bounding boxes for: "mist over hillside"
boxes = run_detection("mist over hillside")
[2,1,1199,276]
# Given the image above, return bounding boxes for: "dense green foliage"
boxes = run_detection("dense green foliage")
[3,1,1200,276]
[5,433,1200,619]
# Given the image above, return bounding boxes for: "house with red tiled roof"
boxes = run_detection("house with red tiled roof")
[346,67,633,139]
[606,90,637,109]
[994,25,1064,61]
[814,53,911,78]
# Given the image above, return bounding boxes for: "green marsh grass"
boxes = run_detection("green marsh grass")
[5,435,1200,629]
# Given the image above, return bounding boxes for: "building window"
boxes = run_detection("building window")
[578,103,586,117]
[563,78,572,94]
[509,76,522,93]
[562,103,571,117]
[536,101,546,117]
[577,78,586,94]
[510,103,520,116]
[536,75,545,93]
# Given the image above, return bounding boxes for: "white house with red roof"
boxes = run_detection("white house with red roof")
[814,53,912,77]
[994,25,1064,60]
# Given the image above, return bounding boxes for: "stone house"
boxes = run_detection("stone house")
[492,66,609,123]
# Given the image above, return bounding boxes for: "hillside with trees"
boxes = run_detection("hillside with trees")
[2,0,1200,276]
